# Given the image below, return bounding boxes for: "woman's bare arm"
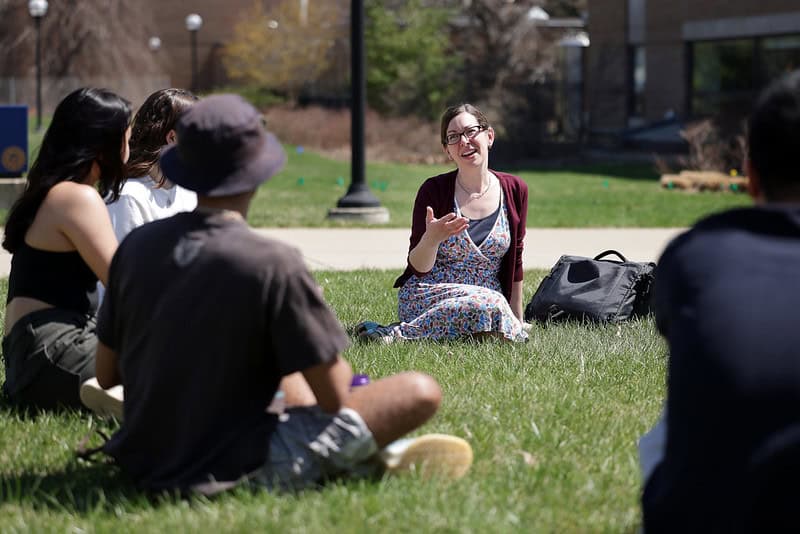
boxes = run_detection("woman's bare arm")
[50,182,118,286]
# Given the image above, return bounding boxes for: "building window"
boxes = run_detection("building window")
[690,35,800,118]
[629,46,646,119]
[763,35,800,80]
[691,39,755,117]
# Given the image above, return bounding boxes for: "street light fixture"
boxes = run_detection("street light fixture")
[527,6,549,21]
[28,0,48,131]
[185,13,203,92]
[558,31,590,48]
[148,36,162,52]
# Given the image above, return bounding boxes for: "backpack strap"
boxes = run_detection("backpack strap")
[593,250,628,262]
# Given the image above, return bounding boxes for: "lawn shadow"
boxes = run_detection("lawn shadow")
[0,394,90,421]
[0,398,148,513]
[0,460,391,515]
[0,456,250,514]
[0,461,150,513]
[346,320,520,345]
[0,390,128,432]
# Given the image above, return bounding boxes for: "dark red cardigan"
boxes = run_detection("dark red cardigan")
[393,169,528,302]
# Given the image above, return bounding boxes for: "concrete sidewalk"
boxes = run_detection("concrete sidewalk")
[0,227,684,277]
[255,227,683,271]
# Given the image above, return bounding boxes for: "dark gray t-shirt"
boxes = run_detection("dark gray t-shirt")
[98,211,350,491]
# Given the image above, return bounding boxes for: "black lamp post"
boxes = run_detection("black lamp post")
[185,13,203,93]
[28,0,48,131]
[327,0,388,223]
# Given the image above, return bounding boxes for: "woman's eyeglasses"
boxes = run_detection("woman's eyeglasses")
[445,125,485,145]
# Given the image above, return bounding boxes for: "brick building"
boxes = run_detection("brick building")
[586,0,800,139]
[0,0,274,112]
[143,0,280,92]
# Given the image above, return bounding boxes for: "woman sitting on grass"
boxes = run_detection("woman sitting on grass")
[361,103,529,343]
[1,87,131,411]
[106,88,198,242]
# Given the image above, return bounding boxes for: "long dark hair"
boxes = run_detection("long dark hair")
[3,87,132,253]
[125,88,197,186]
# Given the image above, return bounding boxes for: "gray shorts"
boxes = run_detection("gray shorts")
[2,308,97,411]
[251,406,380,491]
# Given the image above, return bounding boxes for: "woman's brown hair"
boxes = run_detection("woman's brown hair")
[125,88,197,186]
[439,103,490,147]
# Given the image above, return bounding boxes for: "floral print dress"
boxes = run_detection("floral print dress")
[389,190,528,342]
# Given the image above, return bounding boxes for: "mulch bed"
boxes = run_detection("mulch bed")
[660,170,748,193]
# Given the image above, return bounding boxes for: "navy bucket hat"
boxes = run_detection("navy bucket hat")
[160,94,286,197]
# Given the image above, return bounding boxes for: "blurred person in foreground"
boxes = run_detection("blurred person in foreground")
[641,69,800,533]
[85,94,473,494]
[359,103,529,343]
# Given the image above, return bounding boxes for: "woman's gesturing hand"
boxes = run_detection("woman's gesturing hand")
[424,206,469,244]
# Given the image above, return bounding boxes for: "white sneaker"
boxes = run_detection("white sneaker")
[379,433,473,480]
[80,378,124,421]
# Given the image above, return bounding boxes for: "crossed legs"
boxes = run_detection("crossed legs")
[280,370,441,447]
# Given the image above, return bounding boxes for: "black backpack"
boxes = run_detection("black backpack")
[524,250,656,323]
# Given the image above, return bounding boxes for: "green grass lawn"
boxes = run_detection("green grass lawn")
[24,120,748,229]
[0,272,666,532]
[248,148,749,228]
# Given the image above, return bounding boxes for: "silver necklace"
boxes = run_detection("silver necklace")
[456,175,493,200]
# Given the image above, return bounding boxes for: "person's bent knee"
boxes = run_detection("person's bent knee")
[404,371,442,416]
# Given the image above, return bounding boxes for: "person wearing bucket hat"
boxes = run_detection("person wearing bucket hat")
[84,94,473,494]
[159,94,286,197]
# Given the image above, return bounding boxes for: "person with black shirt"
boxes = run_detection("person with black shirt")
[642,70,800,532]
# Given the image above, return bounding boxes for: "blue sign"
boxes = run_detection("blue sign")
[0,106,28,177]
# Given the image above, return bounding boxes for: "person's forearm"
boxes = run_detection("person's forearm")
[510,281,524,321]
[280,372,317,407]
[303,356,353,414]
[408,233,440,274]
[95,341,122,389]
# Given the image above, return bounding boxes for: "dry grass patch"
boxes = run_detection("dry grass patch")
[659,170,748,193]
[263,104,447,164]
